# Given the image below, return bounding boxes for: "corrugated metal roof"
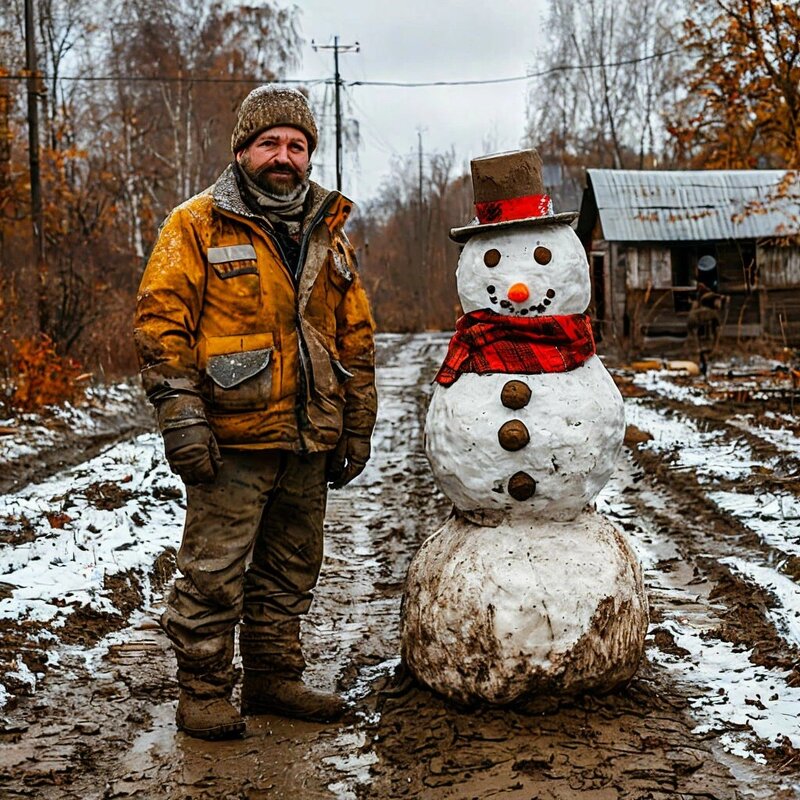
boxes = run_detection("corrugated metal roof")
[587,169,800,242]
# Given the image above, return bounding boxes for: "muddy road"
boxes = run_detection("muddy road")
[1,335,799,799]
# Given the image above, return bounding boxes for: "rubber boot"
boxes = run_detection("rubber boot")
[176,691,246,740]
[240,672,346,723]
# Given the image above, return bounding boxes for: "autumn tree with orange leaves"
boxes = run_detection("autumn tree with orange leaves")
[0,0,300,393]
[668,0,800,169]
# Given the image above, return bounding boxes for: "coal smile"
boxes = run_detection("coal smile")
[486,285,557,315]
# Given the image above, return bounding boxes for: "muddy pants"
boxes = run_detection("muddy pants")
[161,450,328,698]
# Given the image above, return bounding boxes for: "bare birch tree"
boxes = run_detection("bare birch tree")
[525,0,685,170]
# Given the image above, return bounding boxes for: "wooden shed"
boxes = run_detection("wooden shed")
[576,169,800,349]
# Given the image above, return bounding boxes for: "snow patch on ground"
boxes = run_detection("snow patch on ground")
[624,402,770,481]
[722,557,800,649]
[630,370,712,406]
[0,433,183,629]
[709,490,800,557]
[601,444,800,771]
[0,382,145,466]
[624,391,798,563]
[730,414,800,456]
[652,616,800,762]
[5,656,37,694]
[324,730,379,800]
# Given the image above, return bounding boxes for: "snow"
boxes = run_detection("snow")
[722,557,800,648]
[402,510,647,704]
[416,223,641,701]
[652,616,800,761]
[0,382,144,466]
[427,211,624,520]
[624,402,772,481]
[324,730,379,799]
[731,413,800,455]
[609,483,800,768]
[0,341,797,779]
[630,370,712,406]
[625,358,798,424]
[709,490,800,556]
[596,469,671,572]
[622,362,800,651]
[0,434,183,633]
[5,657,37,694]
[613,389,800,769]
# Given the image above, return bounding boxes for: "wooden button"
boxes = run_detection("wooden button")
[508,471,536,500]
[498,420,530,451]
[501,380,532,410]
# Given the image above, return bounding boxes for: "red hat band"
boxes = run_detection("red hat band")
[475,193,553,225]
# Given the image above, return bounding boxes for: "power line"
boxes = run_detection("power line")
[0,47,681,88]
[348,48,682,87]
[0,73,328,84]
[345,87,400,157]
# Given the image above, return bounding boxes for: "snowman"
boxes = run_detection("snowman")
[401,149,648,707]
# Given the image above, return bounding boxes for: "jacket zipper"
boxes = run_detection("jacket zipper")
[247,194,337,454]
[291,194,337,453]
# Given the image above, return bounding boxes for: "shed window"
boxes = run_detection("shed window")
[670,245,699,312]
[670,241,757,311]
[715,242,757,290]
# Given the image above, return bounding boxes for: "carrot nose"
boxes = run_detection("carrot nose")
[507,283,530,303]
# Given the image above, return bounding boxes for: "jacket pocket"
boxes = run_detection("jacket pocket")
[199,332,274,412]
[301,322,342,398]
[208,244,259,278]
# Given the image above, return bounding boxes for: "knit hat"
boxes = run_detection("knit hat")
[231,85,318,154]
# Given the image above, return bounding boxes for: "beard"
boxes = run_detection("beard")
[239,154,309,198]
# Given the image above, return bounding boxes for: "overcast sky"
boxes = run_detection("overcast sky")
[294,0,548,204]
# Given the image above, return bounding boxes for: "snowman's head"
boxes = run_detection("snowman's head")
[456,224,590,317]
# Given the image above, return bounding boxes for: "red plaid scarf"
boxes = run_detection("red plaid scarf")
[435,310,596,386]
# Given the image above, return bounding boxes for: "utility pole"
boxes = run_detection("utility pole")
[312,36,359,192]
[24,0,46,332]
[417,128,428,259]
[417,128,427,329]
[0,70,10,193]
[417,129,423,211]
[0,68,9,269]
[0,72,12,189]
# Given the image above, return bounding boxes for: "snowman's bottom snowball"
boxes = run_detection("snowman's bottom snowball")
[400,509,648,706]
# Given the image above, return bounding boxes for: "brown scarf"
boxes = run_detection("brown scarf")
[236,162,309,240]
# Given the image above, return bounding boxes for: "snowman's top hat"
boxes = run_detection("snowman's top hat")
[450,148,578,243]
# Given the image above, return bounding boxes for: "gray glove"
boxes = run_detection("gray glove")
[162,423,222,485]
[327,432,371,489]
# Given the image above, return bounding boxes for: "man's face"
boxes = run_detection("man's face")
[236,126,310,197]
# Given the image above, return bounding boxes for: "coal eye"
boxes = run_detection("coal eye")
[534,246,551,265]
[484,249,501,267]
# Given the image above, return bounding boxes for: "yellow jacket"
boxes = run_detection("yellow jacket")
[133,166,376,451]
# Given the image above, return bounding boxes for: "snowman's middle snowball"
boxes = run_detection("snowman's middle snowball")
[425,355,624,520]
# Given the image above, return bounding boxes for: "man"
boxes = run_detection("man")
[687,280,724,377]
[134,85,377,740]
